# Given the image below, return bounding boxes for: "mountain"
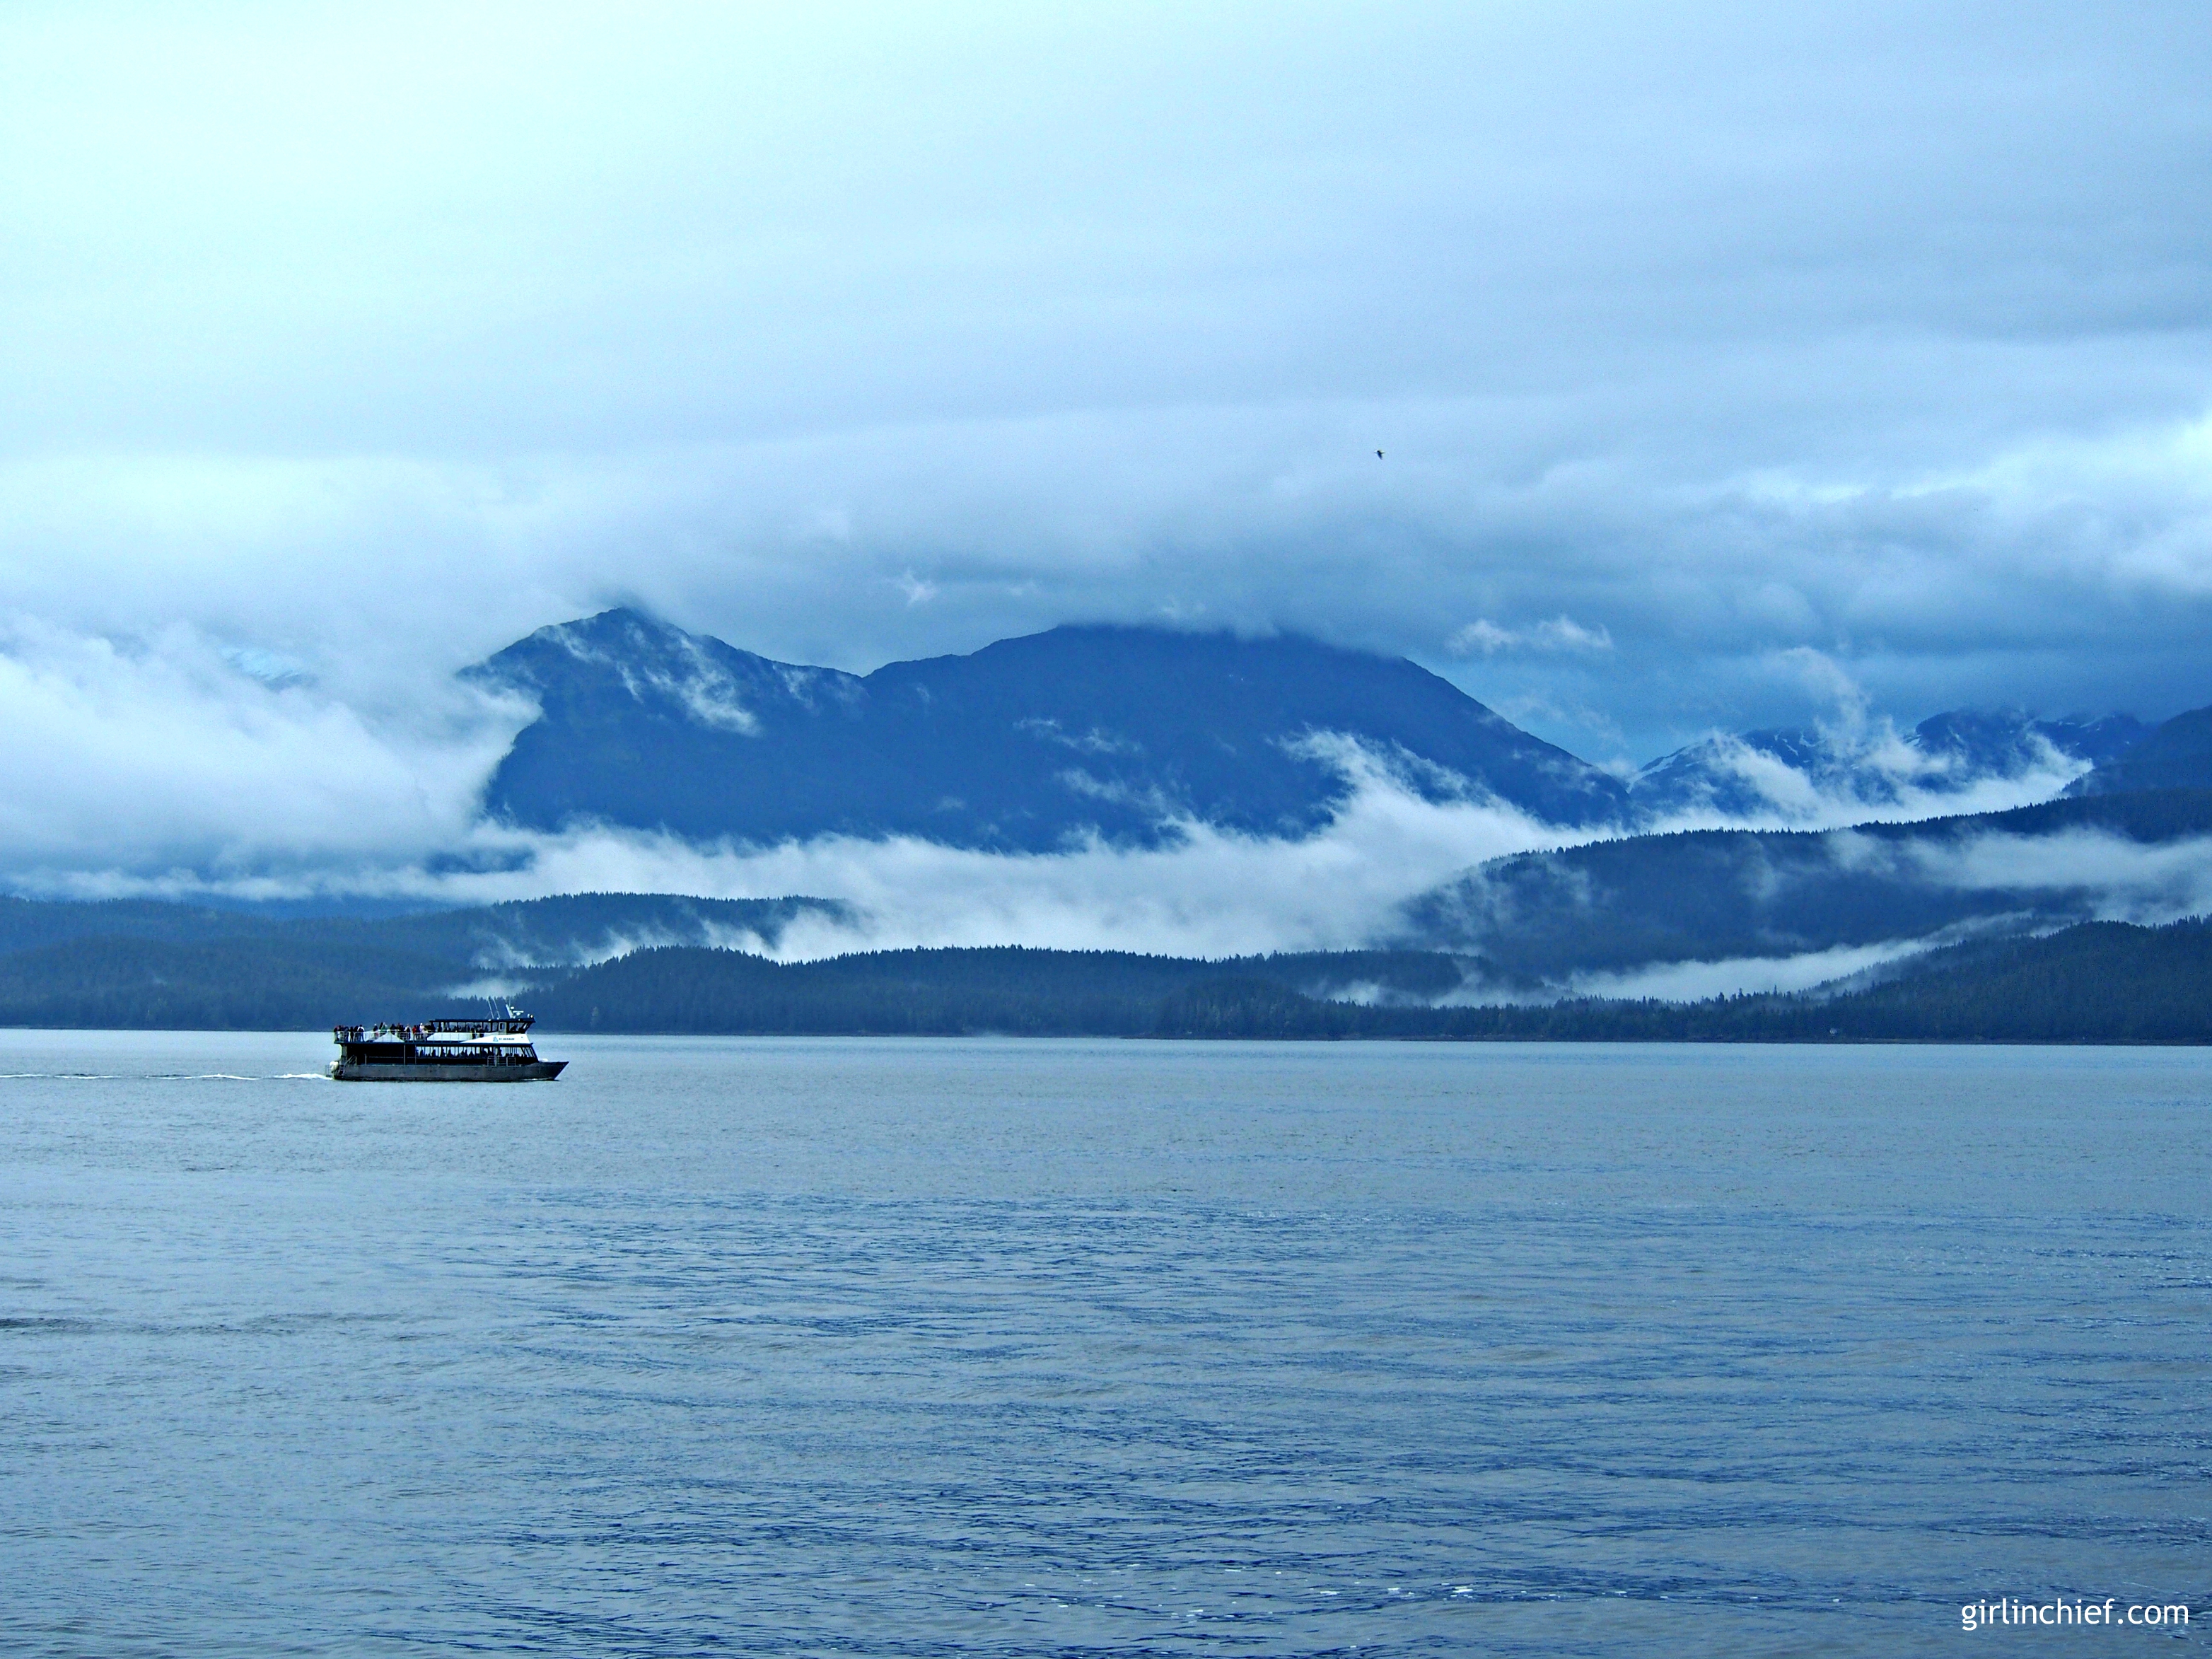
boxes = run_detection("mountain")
[1392,788,2212,983]
[2068,703,2212,796]
[1631,709,2146,823]
[465,610,1631,850]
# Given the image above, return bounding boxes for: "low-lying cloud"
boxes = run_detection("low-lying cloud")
[1639,727,2091,832]
[0,617,522,882]
[1901,828,2212,925]
[1553,940,1943,1006]
[16,732,1590,961]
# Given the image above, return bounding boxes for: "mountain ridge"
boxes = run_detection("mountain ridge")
[2068,704,2212,796]
[469,608,2171,852]
[467,609,1634,849]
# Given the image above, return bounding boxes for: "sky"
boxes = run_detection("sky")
[3,1,2210,918]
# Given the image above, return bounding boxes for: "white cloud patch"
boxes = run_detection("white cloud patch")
[0,619,523,880]
[11,740,1590,962]
[1630,649,2103,830]
[458,919,790,976]
[1447,617,1614,658]
[1639,727,2090,832]
[1902,830,2212,924]
[1554,940,1939,1004]
[539,619,760,733]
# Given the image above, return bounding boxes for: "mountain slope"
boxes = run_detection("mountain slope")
[1394,788,2212,979]
[467,610,1631,850]
[530,945,1465,1035]
[2069,704,2212,796]
[1754,917,2212,1042]
[1151,919,2212,1043]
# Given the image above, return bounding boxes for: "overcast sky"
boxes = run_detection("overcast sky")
[3,1,2210,895]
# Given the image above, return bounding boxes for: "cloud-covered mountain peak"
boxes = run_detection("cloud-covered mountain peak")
[465,615,1631,852]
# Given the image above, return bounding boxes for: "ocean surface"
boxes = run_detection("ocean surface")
[0,1032,2206,1657]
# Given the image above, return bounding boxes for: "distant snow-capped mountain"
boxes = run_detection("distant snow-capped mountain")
[465,610,1633,850]
[1630,709,2147,825]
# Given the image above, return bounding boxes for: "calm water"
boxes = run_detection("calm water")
[0,1033,2206,1656]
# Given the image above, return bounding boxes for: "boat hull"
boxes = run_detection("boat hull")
[330,1059,568,1082]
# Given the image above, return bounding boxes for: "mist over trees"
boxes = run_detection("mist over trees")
[0,894,2201,1044]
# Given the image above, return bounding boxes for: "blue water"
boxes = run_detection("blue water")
[1,1032,2206,1656]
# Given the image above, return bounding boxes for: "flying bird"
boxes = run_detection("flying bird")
[1376,449,1384,459]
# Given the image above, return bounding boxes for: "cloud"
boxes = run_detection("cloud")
[1552,940,1940,1004]
[1706,822,2212,949]
[0,3,2207,904]
[1629,648,2108,830]
[1637,727,2090,832]
[1447,617,1614,658]
[0,618,522,881]
[9,605,2200,977]
[1902,829,2212,925]
[11,737,1592,960]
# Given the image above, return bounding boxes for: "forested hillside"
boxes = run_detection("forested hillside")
[1397,788,2212,974]
[526,921,2211,1044]
[0,893,842,1030]
[0,894,2202,1044]
[531,947,1465,1036]
[1153,921,2212,1044]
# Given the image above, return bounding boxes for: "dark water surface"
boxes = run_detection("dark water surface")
[1,1033,2205,1656]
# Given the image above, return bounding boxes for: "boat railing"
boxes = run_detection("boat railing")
[333,1014,535,1042]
